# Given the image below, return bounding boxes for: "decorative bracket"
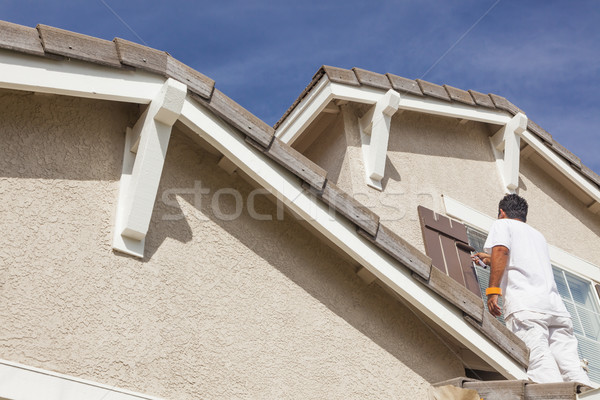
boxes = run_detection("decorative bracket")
[490,112,527,193]
[113,78,187,257]
[358,89,400,190]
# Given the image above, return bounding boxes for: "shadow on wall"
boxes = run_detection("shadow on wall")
[140,127,464,384]
[0,90,139,181]
[388,111,496,163]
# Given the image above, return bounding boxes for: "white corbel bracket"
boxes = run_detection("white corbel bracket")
[113,78,187,258]
[490,112,527,193]
[358,89,400,190]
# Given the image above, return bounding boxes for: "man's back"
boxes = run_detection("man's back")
[484,219,569,318]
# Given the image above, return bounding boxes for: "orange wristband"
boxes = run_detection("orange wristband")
[486,287,502,296]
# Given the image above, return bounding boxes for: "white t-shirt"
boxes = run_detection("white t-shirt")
[484,219,569,318]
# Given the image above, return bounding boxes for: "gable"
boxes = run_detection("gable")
[281,68,600,268]
[276,66,600,215]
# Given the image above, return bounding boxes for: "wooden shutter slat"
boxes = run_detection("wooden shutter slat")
[422,228,446,273]
[418,205,482,297]
[458,248,483,295]
[440,235,465,284]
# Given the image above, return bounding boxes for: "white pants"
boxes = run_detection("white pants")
[506,310,591,385]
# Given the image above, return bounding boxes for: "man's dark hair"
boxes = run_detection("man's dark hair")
[498,194,528,222]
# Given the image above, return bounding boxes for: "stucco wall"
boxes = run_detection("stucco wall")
[519,156,600,261]
[304,105,600,269]
[305,105,507,253]
[0,91,465,399]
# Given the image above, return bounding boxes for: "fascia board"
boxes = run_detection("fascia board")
[181,97,527,380]
[443,195,600,283]
[0,359,165,400]
[276,76,333,144]
[276,78,512,146]
[396,93,511,125]
[0,49,164,103]
[329,81,512,125]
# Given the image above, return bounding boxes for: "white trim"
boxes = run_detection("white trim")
[0,49,164,103]
[489,113,528,192]
[396,93,511,125]
[0,359,165,400]
[442,195,600,283]
[276,78,513,146]
[358,89,400,190]
[276,77,332,144]
[112,78,187,258]
[180,98,527,380]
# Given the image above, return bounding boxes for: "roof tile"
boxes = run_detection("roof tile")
[386,74,423,96]
[37,24,121,68]
[114,38,168,75]
[444,84,476,105]
[192,89,272,147]
[416,79,451,102]
[266,137,327,190]
[166,56,214,99]
[0,20,45,56]
[352,67,392,90]
[358,224,431,280]
[322,65,360,86]
[312,181,380,236]
[273,68,327,130]
[527,119,553,143]
[551,140,582,169]
[582,165,600,187]
[468,90,496,108]
[489,93,523,115]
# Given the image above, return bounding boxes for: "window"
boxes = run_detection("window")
[466,225,600,383]
[553,267,600,383]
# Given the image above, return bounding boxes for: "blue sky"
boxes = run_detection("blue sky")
[3,1,600,174]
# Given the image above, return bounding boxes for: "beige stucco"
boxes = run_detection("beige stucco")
[303,104,600,270]
[518,156,600,261]
[0,90,465,399]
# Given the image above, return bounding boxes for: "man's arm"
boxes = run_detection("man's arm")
[488,245,509,317]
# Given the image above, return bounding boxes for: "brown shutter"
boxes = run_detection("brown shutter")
[418,205,481,297]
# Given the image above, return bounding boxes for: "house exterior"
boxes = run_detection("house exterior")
[0,21,599,399]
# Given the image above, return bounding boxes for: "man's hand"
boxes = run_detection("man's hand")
[472,252,491,266]
[487,294,502,317]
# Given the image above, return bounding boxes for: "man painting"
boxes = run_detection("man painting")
[473,194,591,384]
